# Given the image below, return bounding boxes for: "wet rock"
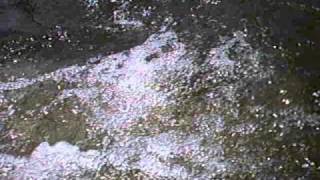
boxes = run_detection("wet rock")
[0,0,149,81]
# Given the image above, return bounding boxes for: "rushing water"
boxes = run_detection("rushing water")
[0,0,320,179]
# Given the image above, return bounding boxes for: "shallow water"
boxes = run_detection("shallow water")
[0,0,320,179]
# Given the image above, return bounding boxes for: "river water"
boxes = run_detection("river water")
[0,0,320,179]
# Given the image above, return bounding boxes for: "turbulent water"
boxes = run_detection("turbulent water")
[0,0,320,179]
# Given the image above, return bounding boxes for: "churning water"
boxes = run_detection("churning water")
[0,0,320,179]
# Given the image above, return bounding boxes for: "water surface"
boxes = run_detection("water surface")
[0,0,320,179]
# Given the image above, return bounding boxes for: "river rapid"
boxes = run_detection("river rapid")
[0,0,320,179]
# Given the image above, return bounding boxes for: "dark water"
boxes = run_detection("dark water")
[0,0,319,179]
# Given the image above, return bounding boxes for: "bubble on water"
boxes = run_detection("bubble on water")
[0,141,104,179]
[0,28,314,179]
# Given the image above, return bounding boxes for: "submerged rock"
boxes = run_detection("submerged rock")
[0,29,319,179]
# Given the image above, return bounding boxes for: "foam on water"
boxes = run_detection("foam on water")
[0,141,104,179]
[0,30,273,179]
